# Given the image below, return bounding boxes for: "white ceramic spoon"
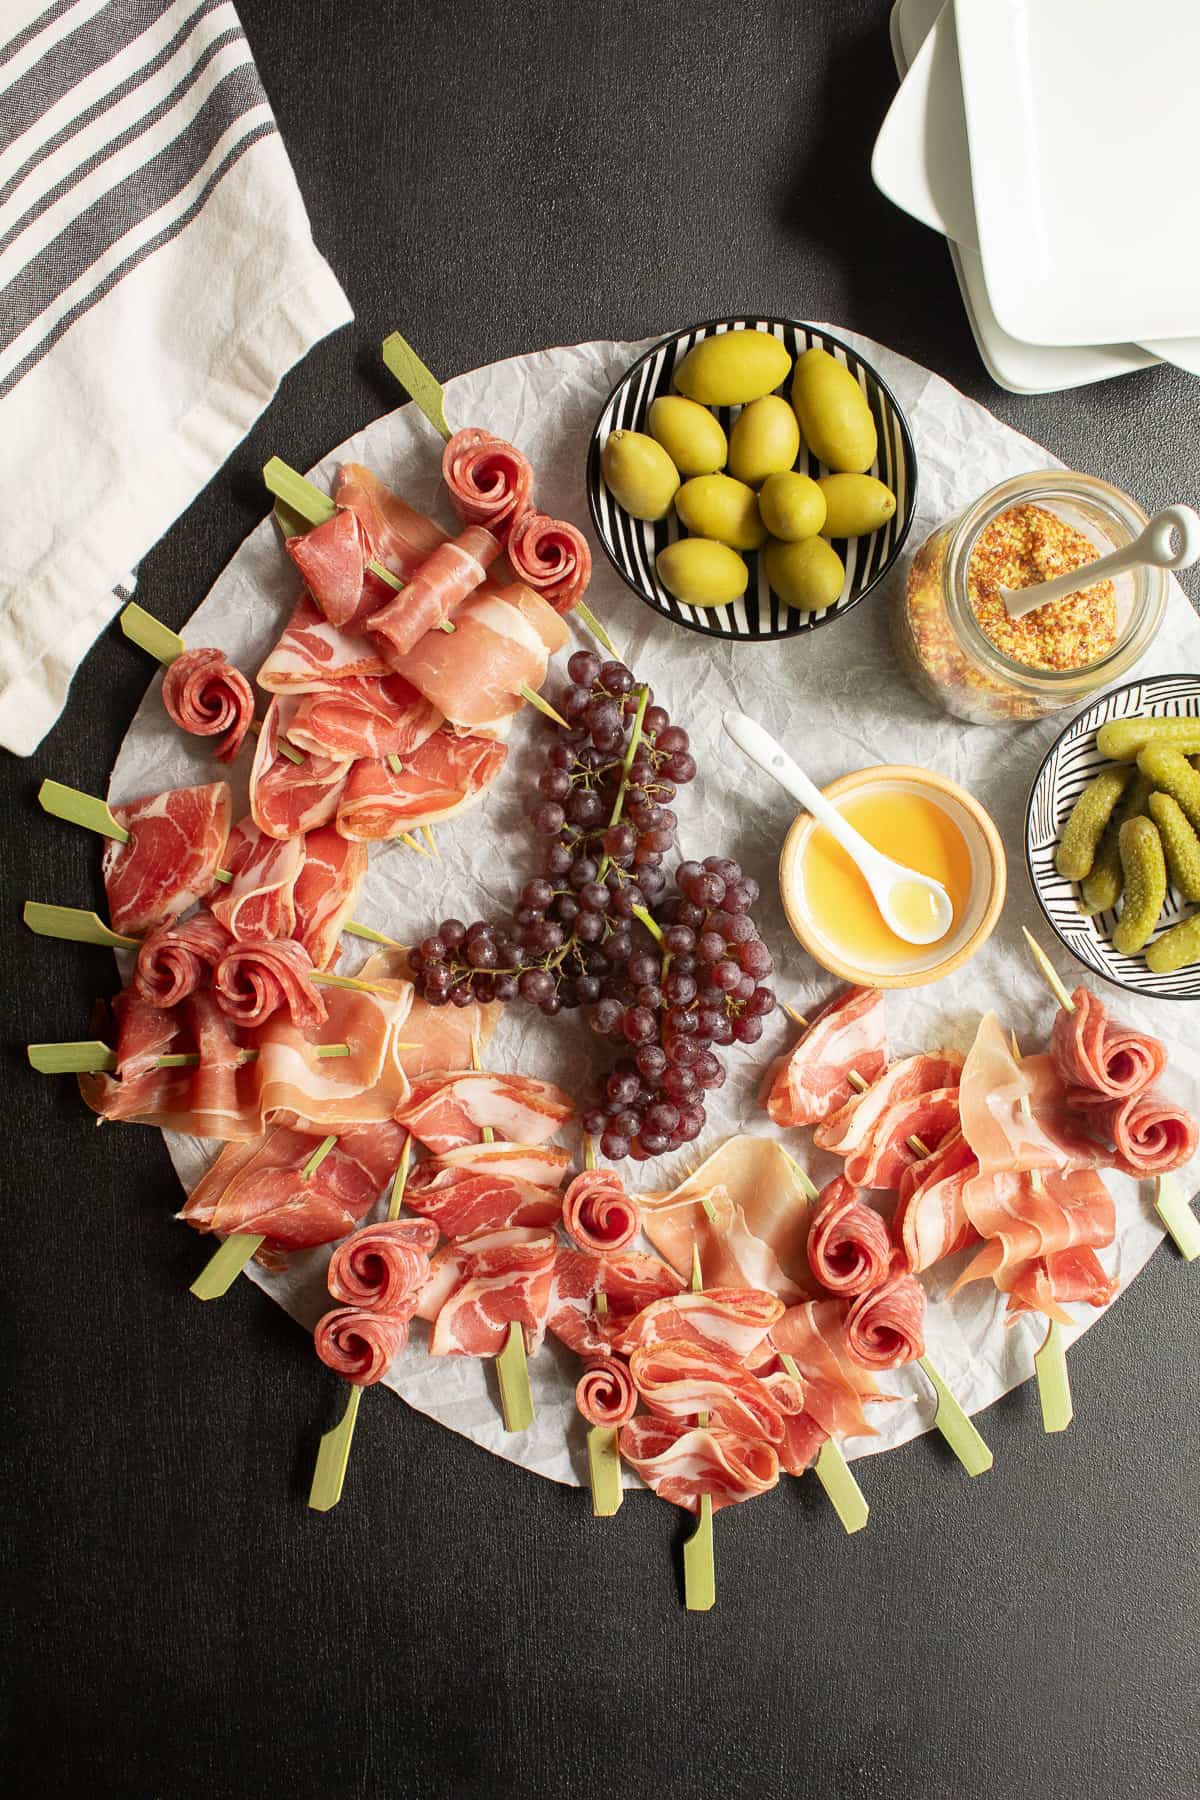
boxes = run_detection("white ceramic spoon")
[722,711,953,947]
[1000,504,1200,620]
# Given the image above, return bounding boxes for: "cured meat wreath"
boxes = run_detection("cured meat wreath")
[26,334,1200,1610]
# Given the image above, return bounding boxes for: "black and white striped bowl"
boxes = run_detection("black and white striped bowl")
[1025,674,1200,1003]
[586,318,917,642]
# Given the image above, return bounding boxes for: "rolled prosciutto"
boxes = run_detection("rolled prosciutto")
[133,912,230,1008]
[806,1176,892,1296]
[442,428,532,541]
[506,511,592,615]
[1051,987,1167,1103]
[162,648,255,762]
[367,526,503,662]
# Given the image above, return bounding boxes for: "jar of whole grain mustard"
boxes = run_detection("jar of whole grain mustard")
[895,470,1168,724]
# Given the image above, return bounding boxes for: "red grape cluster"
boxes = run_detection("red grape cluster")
[407,649,775,1159]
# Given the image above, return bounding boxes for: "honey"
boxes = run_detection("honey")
[799,788,973,969]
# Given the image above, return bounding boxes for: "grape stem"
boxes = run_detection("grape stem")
[596,684,651,882]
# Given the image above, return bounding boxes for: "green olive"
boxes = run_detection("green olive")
[656,538,749,608]
[727,396,801,488]
[646,395,727,477]
[764,536,846,611]
[675,474,766,551]
[758,472,826,541]
[817,473,897,538]
[790,347,877,474]
[673,329,792,407]
[600,429,680,521]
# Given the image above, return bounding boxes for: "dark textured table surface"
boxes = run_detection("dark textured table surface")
[6,4,1199,1797]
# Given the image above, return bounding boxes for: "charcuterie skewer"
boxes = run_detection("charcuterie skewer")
[471,1033,536,1433]
[1021,927,1200,1260]
[1007,1029,1073,1435]
[682,1243,716,1612]
[308,1134,414,1510]
[193,1131,341,1302]
[31,787,406,950]
[579,1135,624,1517]
[380,331,617,658]
[27,1040,353,1074]
[262,458,570,731]
[782,1003,993,1480]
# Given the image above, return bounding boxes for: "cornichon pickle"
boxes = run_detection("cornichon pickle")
[1148,791,1200,903]
[1111,816,1168,955]
[1055,766,1131,882]
[1136,745,1200,834]
[1146,909,1200,975]
[1079,769,1154,915]
[1096,715,1200,762]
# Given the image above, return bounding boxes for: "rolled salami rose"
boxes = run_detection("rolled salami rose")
[326,1219,439,1316]
[562,1168,639,1255]
[575,1357,638,1428]
[162,647,255,762]
[506,511,592,615]
[133,912,230,1007]
[844,1272,926,1370]
[213,938,327,1033]
[1052,987,1167,1103]
[314,1307,410,1384]
[806,1175,892,1296]
[442,428,532,541]
[1104,1091,1199,1175]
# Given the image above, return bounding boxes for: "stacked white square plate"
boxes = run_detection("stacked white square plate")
[876,0,1200,392]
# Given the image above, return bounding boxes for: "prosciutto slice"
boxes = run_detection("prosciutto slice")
[638,1137,817,1302]
[1051,987,1167,1102]
[629,1339,804,1444]
[806,1177,892,1295]
[442,428,533,541]
[618,1417,779,1515]
[326,1218,438,1314]
[1097,1092,1198,1176]
[103,781,232,936]
[250,697,352,841]
[759,986,888,1127]
[611,1287,784,1362]
[404,1142,570,1238]
[758,1374,829,1476]
[424,1227,557,1356]
[383,589,556,733]
[285,674,441,763]
[958,1015,1104,1176]
[291,827,368,970]
[894,1130,979,1272]
[180,1118,409,1249]
[395,1070,573,1154]
[357,953,500,1073]
[562,1169,640,1254]
[213,937,326,1033]
[814,1053,963,1184]
[954,1165,1118,1324]
[112,987,182,1078]
[505,512,592,615]
[284,509,376,629]
[315,1308,411,1384]
[771,1299,887,1439]
[844,1271,926,1369]
[368,526,503,661]
[335,730,507,839]
[334,463,446,575]
[257,593,389,692]
[576,1359,638,1428]
[161,648,254,761]
[545,1247,685,1357]
[248,978,414,1131]
[133,912,229,1007]
[209,818,302,943]
[81,993,259,1139]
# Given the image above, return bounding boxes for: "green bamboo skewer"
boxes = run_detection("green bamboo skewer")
[192,1131,339,1302]
[682,1242,716,1612]
[309,1134,414,1511]
[379,330,618,658]
[27,1041,354,1075]
[783,1003,993,1479]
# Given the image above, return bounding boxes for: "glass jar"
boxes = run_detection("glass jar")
[894,470,1168,724]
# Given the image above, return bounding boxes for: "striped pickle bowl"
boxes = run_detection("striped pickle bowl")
[1025,673,1200,1002]
[586,317,918,643]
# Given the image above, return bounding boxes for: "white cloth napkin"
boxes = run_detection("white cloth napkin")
[0,0,354,754]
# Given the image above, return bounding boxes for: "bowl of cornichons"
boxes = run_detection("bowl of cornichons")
[1026,673,1200,1001]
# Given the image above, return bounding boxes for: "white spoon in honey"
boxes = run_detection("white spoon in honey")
[723,712,953,947]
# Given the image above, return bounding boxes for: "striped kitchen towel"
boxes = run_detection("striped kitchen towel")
[0,0,353,754]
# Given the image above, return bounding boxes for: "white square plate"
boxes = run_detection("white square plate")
[956,0,1200,347]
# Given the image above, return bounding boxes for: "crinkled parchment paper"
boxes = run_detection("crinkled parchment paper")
[108,330,1200,1488]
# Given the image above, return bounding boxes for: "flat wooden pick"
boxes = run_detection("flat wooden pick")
[1034,1318,1074,1434]
[381,332,452,440]
[387,1135,413,1222]
[683,1494,716,1611]
[1155,1175,1200,1262]
[23,901,139,951]
[342,920,404,947]
[574,600,617,657]
[496,1322,534,1432]
[190,1232,264,1301]
[916,1354,993,1477]
[309,1385,363,1513]
[119,601,185,665]
[1021,927,1076,1013]
[38,779,128,842]
[28,1039,116,1074]
[587,1426,624,1517]
[519,684,569,728]
[813,1438,870,1534]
